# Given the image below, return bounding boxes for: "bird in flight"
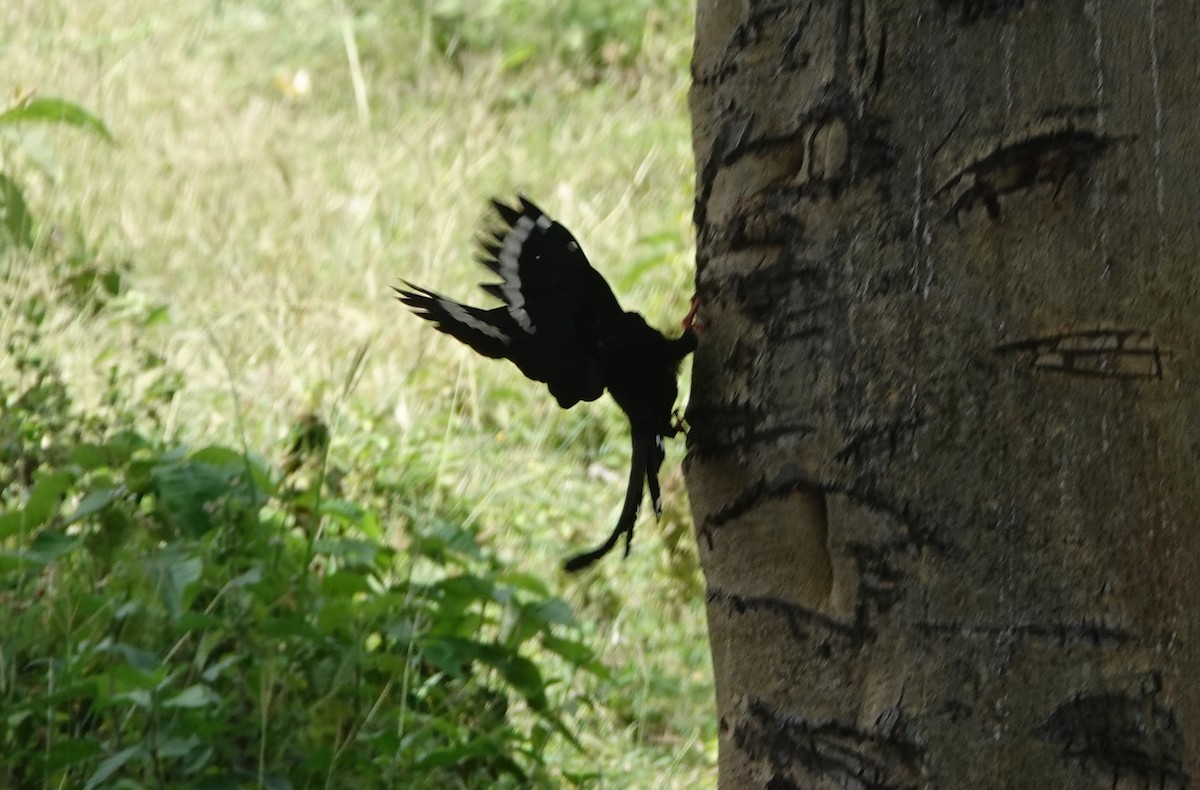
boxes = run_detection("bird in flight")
[396,195,699,571]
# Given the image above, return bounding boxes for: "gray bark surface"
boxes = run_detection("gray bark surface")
[686,2,1200,787]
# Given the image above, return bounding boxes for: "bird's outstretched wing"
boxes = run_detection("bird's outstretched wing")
[396,196,626,408]
[395,282,514,359]
[398,196,699,572]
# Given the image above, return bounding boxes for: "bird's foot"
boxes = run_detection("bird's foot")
[682,295,705,332]
[668,408,689,437]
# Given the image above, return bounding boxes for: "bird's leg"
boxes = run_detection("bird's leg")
[563,432,651,572]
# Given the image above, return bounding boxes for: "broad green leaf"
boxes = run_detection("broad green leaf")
[190,445,275,499]
[28,529,82,562]
[42,738,104,772]
[23,468,74,527]
[0,173,33,248]
[143,549,203,619]
[83,745,141,790]
[494,654,547,711]
[502,43,536,70]
[541,633,610,678]
[527,597,576,628]
[0,96,115,143]
[69,442,110,470]
[65,486,121,524]
[313,536,378,566]
[259,614,324,643]
[496,570,550,597]
[0,510,22,540]
[155,735,202,759]
[152,460,232,537]
[320,568,371,596]
[163,684,218,709]
[111,643,164,675]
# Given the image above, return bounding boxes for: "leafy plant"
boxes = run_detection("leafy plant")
[347,0,688,80]
[1,343,607,787]
[0,91,113,251]
[0,95,606,787]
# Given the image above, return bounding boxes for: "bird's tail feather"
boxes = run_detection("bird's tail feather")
[563,432,652,572]
[645,435,665,519]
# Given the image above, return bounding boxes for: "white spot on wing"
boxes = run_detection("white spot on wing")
[535,214,552,230]
[441,300,510,345]
[498,215,536,333]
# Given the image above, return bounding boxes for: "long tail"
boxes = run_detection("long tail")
[563,431,654,572]
[645,435,665,519]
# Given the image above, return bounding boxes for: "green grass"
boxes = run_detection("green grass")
[3,0,714,786]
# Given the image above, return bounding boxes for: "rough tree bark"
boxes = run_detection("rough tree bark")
[686,2,1199,787]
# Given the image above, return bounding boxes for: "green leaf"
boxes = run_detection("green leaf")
[23,468,74,528]
[259,614,324,643]
[0,173,33,248]
[83,745,141,790]
[42,737,104,772]
[112,688,153,709]
[415,737,501,771]
[494,654,547,711]
[541,633,610,678]
[155,734,202,758]
[320,568,371,596]
[190,445,275,499]
[111,642,165,676]
[313,537,379,567]
[69,442,110,470]
[0,510,23,540]
[28,529,82,562]
[319,497,367,526]
[151,459,232,537]
[527,597,577,628]
[143,549,203,619]
[65,486,121,524]
[0,96,115,143]
[163,684,218,709]
[496,571,550,597]
[502,43,536,70]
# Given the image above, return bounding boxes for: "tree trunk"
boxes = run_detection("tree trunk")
[686,2,1199,787]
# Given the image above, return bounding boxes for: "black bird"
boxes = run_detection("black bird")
[395,196,699,571]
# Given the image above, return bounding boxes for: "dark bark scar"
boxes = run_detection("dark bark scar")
[936,129,1117,221]
[993,329,1164,380]
[730,696,924,788]
[1033,674,1186,787]
[936,0,1027,26]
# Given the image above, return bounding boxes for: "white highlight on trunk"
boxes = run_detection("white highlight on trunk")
[1003,25,1015,120]
[499,215,536,333]
[1087,0,1111,278]
[442,300,510,344]
[1147,0,1167,262]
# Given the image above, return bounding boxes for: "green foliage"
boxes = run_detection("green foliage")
[0,332,606,787]
[349,0,689,80]
[4,0,716,782]
[0,102,604,788]
[0,92,113,251]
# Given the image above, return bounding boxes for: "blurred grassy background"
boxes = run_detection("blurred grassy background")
[3,0,713,785]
